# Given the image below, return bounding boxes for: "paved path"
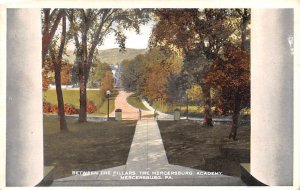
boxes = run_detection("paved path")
[110,90,154,120]
[52,120,245,186]
[141,99,174,120]
[126,120,168,171]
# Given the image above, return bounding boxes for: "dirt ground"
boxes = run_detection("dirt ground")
[44,118,137,179]
[157,120,250,177]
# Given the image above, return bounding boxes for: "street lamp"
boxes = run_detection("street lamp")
[186,92,189,120]
[106,90,111,120]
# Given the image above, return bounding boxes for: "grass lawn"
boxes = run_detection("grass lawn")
[43,89,117,115]
[43,117,137,179]
[157,120,250,177]
[127,94,149,111]
[153,100,251,118]
[153,101,205,115]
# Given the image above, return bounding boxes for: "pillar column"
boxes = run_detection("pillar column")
[6,9,43,186]
[251,9,293,186]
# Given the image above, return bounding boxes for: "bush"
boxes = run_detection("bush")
[87,100,97,114]
[43,101,58,113]
[43,101,79,115]
[64,103,79,115]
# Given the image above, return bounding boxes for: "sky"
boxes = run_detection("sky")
[99,21,155,50]
[66,20,154,51]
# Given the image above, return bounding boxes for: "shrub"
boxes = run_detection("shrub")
[64,103,79,115]
[43,101,79,115]
[43,101,53,113]
[43,101,58,113]
[87,100,97,114]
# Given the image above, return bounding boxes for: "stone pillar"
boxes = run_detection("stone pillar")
[174,109,180,121]
[6,9,43,186]
[251,9,293,186]
[115,109,122,121]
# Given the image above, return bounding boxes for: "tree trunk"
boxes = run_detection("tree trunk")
[229,91,241,140]
[201,83,213,127]
[228,9,250,140]
[241,9,249,51]
[78,62,87,122]
[78,17,89,122]
[49,11,68,131]
[42,9,64,64]
[54,65,68,131]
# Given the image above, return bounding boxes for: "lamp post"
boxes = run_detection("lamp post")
[106,90,111,120]
[186,92,189,120]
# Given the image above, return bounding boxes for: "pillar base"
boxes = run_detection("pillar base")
[36,166,55,186]
[240,163,267,186]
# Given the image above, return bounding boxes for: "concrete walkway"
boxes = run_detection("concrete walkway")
[141,99,174,120]
[126,120,169,171]
[52,120,245,186]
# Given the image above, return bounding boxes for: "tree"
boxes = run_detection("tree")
[151,9,237,127]
[120,48,183,107]
[90,60,112,88]
[61,61,72,85]
[42,9,65,91]
[42,58,52,91]
[99,71,114,97]
[204,9,250,139]
[204,44,250,140]
[143,62,169,101]
[228,8,250,139]
[165,73,185,105]
[43,9,68,131]
[143,50,183,102]
[42,9,65,64]
[121,55,147,93]
[67,9,150,122]
[186,84,203,102]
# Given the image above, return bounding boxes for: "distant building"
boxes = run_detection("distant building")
[110,63,121,88]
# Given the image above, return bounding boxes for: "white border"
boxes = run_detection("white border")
[0,0,299,190]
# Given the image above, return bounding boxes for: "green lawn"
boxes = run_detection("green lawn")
[43,89,117,115]
[152,100,204,114]
[126,94,149,111]
[152,100,250,117]
[43,117,137,179]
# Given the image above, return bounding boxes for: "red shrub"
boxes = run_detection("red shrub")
[43,101,79,115]
[52,104,58,113]
[64,103,79,115]
[43,101,53,113]
[43,102,58,113]
[87,100,97,114]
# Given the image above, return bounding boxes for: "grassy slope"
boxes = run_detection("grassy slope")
[44,117,137,179]
[126,94,149,111]
[43,89,117,115]
[98,48,147,64]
